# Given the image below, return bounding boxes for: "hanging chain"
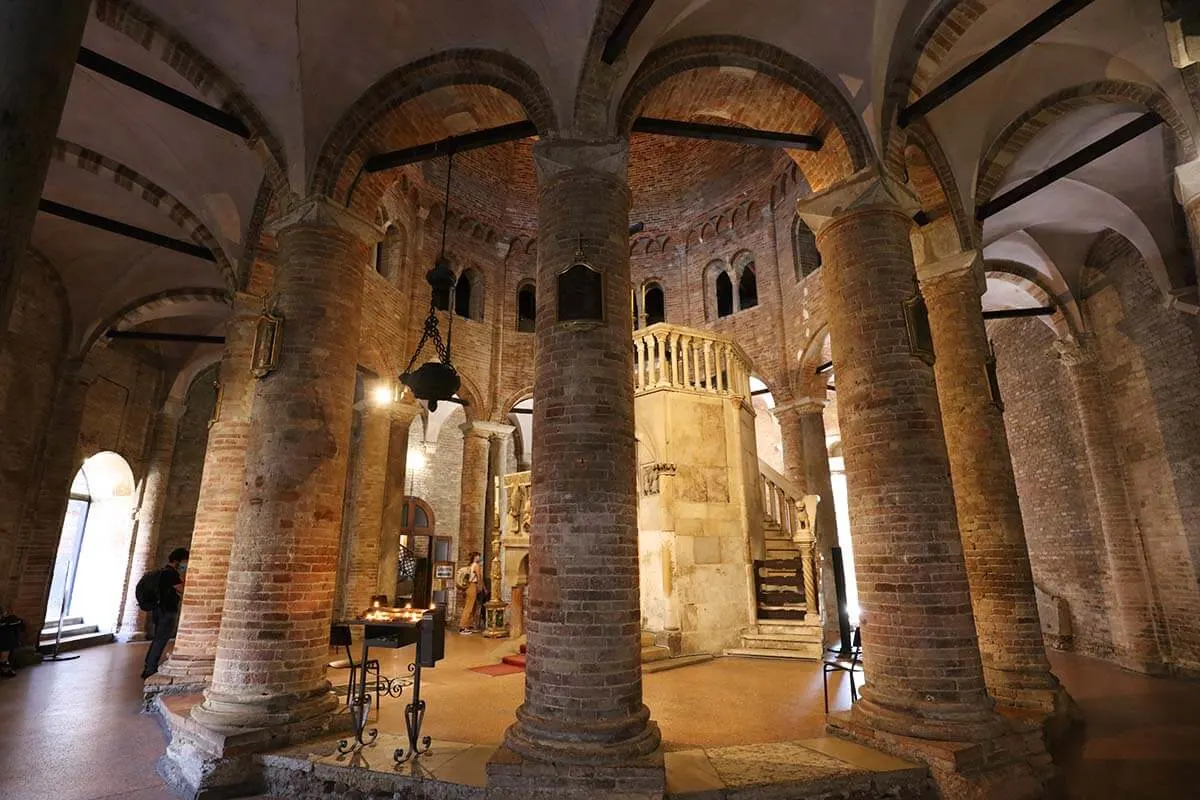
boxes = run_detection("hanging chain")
[401,152,457,376]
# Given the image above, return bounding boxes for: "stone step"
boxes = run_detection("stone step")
[740,631,823,652]
[501,653,526,668]
[42,616,84,630]
[641,645,672,663]
[39,622,99,642]
[724,645,822,660]
[642,653,714,674]
[754,620,824,637]
[640,630,656,648]
[765,549,799,559]
[36,631,113,654]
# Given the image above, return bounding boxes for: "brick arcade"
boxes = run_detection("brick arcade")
[3,1,1200,799]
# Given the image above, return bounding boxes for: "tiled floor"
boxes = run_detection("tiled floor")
[2,638,1199,800]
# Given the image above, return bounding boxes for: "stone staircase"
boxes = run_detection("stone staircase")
[727,619,824,660]
[39,616,112,653]
[640,630,714,673]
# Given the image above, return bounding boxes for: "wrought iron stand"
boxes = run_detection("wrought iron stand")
[393,658,432,764]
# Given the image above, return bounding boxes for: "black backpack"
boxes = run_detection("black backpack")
[135,568,163,612]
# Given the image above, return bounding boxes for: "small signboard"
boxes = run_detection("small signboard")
[433,561,454,581]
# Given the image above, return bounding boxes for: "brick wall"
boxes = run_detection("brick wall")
[154,364,218,567]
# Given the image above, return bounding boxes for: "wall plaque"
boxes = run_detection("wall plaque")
[251,307,283,378]
[903,292,935,366]
[557,261,605,322]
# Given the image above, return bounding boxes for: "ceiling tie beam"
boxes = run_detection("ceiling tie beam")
[106,330,225,344]
[975,111,1162,220]
[898,0,1097,127]
[982,307,1056,319]
[602,0,658,65]
[632,117,823,150]
[362,121,538,173]
[76,47,250,139]
[39,198,217,262]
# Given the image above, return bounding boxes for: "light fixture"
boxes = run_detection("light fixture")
[370,380,397,407]
[399,152,464,413]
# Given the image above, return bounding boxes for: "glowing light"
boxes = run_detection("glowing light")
[371,382,395,407]
[408,449,427,471]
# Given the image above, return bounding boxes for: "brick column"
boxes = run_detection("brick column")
[8,357,93,641]
[1055,336,1161,671]
[378,402,420,602]
[798,171,1004,743]
[185,198,372,742]
[338,402,390,617]
[774,398,841,646]
[157,293,259,687]
[491,139,661,796]
[0,0,89,331]
[117,398,187,642]
[457,421,493,565]
[919,253,1064,712]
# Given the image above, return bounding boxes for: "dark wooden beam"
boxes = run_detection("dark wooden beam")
[976,112,1162,220]
[632,117,823,150]
[39,199,216,262]
[898,0,1097,127]
[76,47,250,139]
[362,121,538,173]
[602,0,658,64]
[982,307,1055,319]
[107,330,225,344]
[814,360,833,375]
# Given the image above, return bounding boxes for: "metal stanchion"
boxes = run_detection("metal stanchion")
[43,560,80,662]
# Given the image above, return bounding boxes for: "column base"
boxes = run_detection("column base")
[829,710,1048,800]
[852,693,1010,743]
[191,684,340,734]
[487,744,665,799]
[504,703,662,765]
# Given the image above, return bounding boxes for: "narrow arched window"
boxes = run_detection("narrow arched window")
[516,283,536,332]
[716,272,734,318]
[377,225,406,282]
[644,282,665,325]
[792,216,821,280]
[454,269,483,320]
[738,262,758,310]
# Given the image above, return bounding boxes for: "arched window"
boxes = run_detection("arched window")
[735,253,758,311]
[376,225,406,281]
[644,282,665,325]
[792,216,821,280]
[454,269,483,321]
[516,282,536,332]
[716,272,734,318]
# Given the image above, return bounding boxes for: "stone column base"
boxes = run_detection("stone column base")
[827,711,1047,800]
[142,672,211,711]
[486,744,665,800]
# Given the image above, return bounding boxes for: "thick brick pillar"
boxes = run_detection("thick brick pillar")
[338,403,390,617]
[491,139,661,797]
[117,399,187,642]
[457,422,492,565]
[378,402,420,602]
[186,198,372,741]
[9,358,93,642]
[798,172,1004,743]
[1056,336,1161,671]
[774,398,841,645]
[157,293,259,687]
[919,253,1064,712]
[0,1,89,330]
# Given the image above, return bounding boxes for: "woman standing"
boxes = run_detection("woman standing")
[457,552,482,633]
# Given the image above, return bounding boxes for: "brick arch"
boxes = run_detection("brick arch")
[905,117,976,252]
[168,350,222,402]
[984,261,1077,339]
[53,139,236,288]
[794,323,832,399]
[81,287,231,356]
[311,48,558,213]
[616,35,873,182]
[976,81,1197,208]
[93,0,288,197]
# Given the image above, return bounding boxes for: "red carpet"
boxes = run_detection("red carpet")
[470,662,524,677]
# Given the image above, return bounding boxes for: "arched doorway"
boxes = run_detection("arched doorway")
[395,496,450,609]
[46,452,136,636]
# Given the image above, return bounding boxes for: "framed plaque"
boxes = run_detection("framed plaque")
[557,261,605,322]
[433,561,454,581]
[251,307,283,378]
[903,292,935,366]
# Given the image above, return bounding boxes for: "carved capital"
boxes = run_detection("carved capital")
[915,250,986,298]
[532,138,629,185]
[796,166,921,236]
[772,397,826,418]
[1053,335,1097,367]
[159,398,188,421]
[461,420,514,441]
[1174,159,1200,210]
[265,195,382,245]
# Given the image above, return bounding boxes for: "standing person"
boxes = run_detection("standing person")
[141,547,187,679]
[457,552,482,634]
[0,606,25,678]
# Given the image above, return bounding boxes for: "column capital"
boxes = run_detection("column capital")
[266,195,382,245]
[916,249,986,297]
[1174,159,1200,210]
[531,137,629,184]
[1053,334,1097,367]
[796,166,921,236]
[772,397,826,418]
[159,397,188,421]
[388,399,422,425]
[461,419,515,440]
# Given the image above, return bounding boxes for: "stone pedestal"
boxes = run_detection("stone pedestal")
[160,198,375,797]
[490,138,661,796]
[0,0,90,330]
[919,252,1066,714]
[117,399,187,642]
[799,169,1043,798]
[156,293,260,691]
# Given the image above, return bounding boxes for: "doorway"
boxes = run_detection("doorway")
[394,497,449,609]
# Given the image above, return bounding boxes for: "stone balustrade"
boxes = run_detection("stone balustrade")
[633,323,753,399]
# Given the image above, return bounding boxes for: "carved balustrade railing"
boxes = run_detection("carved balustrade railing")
[632,323,753,399]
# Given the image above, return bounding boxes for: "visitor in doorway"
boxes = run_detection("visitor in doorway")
[457,552,482,634]
[0,606,25,678]
[140,547,188,679]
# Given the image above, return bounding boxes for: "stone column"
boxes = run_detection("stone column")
[8,357,93,642]
[457,421,493,564]
[338,402,390,617]
[1056,336,1161,671]
[0,1,90,331]
[117,398,187,642]
[157,293,259,687]
[1176,161,1200,292]
[491,139,661,797]
[797,171,1005,744]
[919,252,1064,713]
[378,402,420,602]
[184,198,373,746]
[775,398,841,646]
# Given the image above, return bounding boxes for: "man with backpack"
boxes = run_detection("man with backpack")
[137,547,188,679]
